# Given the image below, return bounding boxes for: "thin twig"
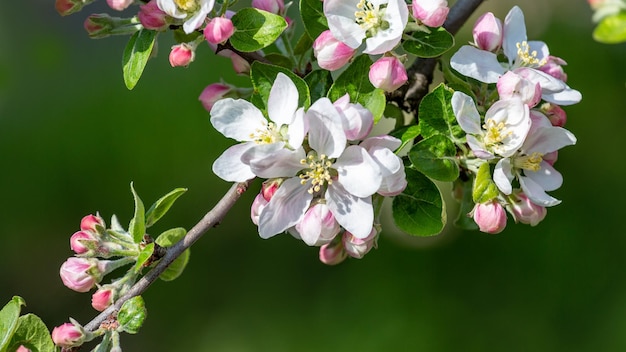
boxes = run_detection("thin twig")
[83,180,252,332]
[389,0,486,114]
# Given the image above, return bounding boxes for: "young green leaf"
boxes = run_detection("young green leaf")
[300,0,328,39]
[472,162,499,203]
[145,188,187,228]
[304,70,333,102]
[390,124,420,154]
[122,29,157,90]
[293,32,314,56]
[403,27,454,58]
[133,243,155,273]
[128,183,146,244]
[155,228,187,248]
[159,249,190,281]
[593,12,626,44]
[7,314,55,352]
[392,168,446,236]
[409,134,459,182]
[328,55,386,122]
[0,296,25,352]
[118,296,147,334]
[230,8,288,52]
[250,61,311,110]
[418,83,463,140]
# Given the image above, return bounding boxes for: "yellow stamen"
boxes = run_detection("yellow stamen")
[249,122,281,145]
[514,152,544,172]
[174,0,198,11]
[516,41,548,68]
[299,154,334,194]
[483,119,512,147]
[354,0,388,36]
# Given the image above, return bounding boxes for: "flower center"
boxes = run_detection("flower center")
[515,41,547,68]
[483,119,512,147]
[514,152,544,172]
[299,153,334,194]
[250,122,282,145]
[355,0,389,37]
[174,0,199,12]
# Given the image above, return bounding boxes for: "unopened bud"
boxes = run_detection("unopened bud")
[319,240,347,265]
[342,228,377,259]
[472,12,502,52]
[261,179,283,201]
[51,321,86,348]
[84,13,115,39]
[540,102,567,127]
[91,285,115,311]
[55,0,95,16]
[295,203,341,246]
[204,17,235,45]
[472,201,507,234]
[369,56,408,92]
[15,346,31,352]
[250,193,269,226]
[510,192,547,226]
[106,0,133,11]
[80,214,105,233]
[169,43,195,67]
[412,0,449,27]
[333,93,373,140]
[139,0,169,30]
[59,257,101,292]
[199,83,232,112]
[70,231,98,255]
[252,0,285,14]
[538,56,568,82]
[313,30,356,71]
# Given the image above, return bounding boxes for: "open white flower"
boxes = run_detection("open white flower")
[210,73,305,182]
[157,0,214,34]
[324,0,408,54]
[493,111,576,206]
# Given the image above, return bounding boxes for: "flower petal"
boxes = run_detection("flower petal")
[307,98,347,158]
[450,45,504,83]
[258,178,313,239]
[503,6,527,64]
[243,144,305,178]
[326,183,373,238]
[525,161,562,192]
[519,175,561,207]
[493,158,514,195]
[334,145,382,198]
[452,91,482,134]
[268,72,299,126]
[212,143,256,182]
[211,98,267,141]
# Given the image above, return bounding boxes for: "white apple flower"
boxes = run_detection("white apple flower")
[493,111,576,207]
[324,0,409,55]
[157,0,214,34]
[210,73,305,182]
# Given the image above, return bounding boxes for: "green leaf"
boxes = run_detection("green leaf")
[300,0,328,39]
[304,70,333,102]
[593,12,626,43]
[133,243,154,273]
[409,134,459,182]
[0,296,25,352]
[418,83,463,139]
[403,27,454,58]
[122,29,157,90]
[472,162,499,203]
[328,55,386,123]
[128,183,146,244]
[230,8,287,52]
[390,124,420,154]
[264,53,295,69]
[159,249,190,282]
[453,179,479,230]
[250,61,311,110]
[392,168,446,236]
[155,228,187,247]
[118,296,147,334]
[145,188,187,228]
[293,32,314,56]
[7,314,54,352]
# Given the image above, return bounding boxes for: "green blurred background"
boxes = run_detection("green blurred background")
[2,0,626,351]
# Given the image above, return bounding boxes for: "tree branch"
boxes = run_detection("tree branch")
[83,180,253,332]
[389,0,486,114]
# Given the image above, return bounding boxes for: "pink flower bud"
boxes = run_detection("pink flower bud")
[70,231,97,255]
[251,193,269,226]
[369,56,408,92]
[59,257,101,292]
[55,0,93,16]
[412,0,449,28]
[472,12,503,52]
[80,214,105,233]
[91,286,115,311]
[319,241,347,265]
[295,203,341,246]
[252,0,285,14]
[313,30,356,71]
[538,56,568,82]
[204,17,235,45]
[15,346,31,352]
[261,179,283,201]
[84,13,115,39]
[342,228,377,259]
[540,103,567,127]
[139,0,169,30]
[472,201,507,234]
[169,43,195,67]
[510,193,547,226]
[51,322,86,348]
[106,0,133,11]
[199,83,232,112]
[497,71,541,107]
[333,94,373,140]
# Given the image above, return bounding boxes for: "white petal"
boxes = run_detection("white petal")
[541,86,582,106]
[363,0,407,54]
[452,91,482,134]
[210,99,267,141]
[307,98,347,158]
[503,6,527,63]
[268,73,299,126]
[243,145,305,178]
[326,183,373,238]
[524,125,576,155]
[450,46,504,83]
[467,135,494,159]
[525,161,562,192]
[182,6,211,34]
[519,175,561,207]
[156,0,186,18]
[360,135,401,152]
[334,145,382,198]
[258,178,312,239]
[212,143,256,182]
[378,166,407,196]
[287,108,306,148]
[493,158,514,195]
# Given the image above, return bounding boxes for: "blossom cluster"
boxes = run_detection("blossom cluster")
[210,73,407,264]
[448,6,580,233]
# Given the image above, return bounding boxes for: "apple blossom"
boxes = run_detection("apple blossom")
[169,43,196,67]
[313,30,357,71]
[472,12,502,52]
[509,192,547,226]
[324,0,408,54]
[106,0,133,11]
[343,228,377,258]
[368,56,408,92]
[139,0,169,30]
[51,322,86,348]
[204,17,235,45]
[497,71,541,107]
[319,240,348,265]
[412,0,449,28]
[156,0,215,34]
[472,201,507,234]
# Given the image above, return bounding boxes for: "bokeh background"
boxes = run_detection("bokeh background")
[2,0,625,351]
